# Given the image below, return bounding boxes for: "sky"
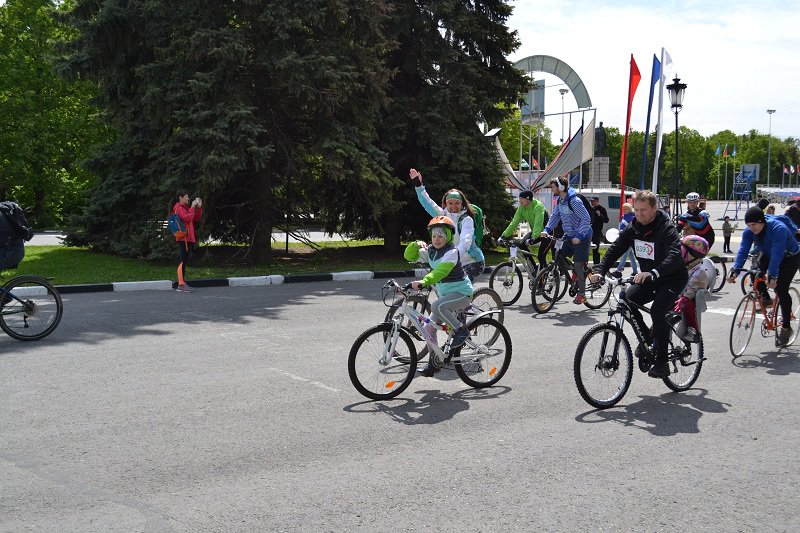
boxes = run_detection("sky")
[507,0,800,140]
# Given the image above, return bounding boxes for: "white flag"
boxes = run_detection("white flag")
[651,48,672,192]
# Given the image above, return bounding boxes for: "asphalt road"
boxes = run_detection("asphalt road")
[1,278,798,532]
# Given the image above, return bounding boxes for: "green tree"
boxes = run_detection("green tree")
[0,0,109,226]
[59,0,394,261]
[376,0,529,251]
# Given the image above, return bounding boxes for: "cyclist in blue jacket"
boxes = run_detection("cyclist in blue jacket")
[728,206,800,345]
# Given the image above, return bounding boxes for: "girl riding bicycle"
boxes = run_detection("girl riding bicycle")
[404,216,473,376]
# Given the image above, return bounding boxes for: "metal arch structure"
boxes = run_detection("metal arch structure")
[513,55,592,109]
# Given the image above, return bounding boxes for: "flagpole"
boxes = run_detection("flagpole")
[717,152,721,200]
[724,155,728,201]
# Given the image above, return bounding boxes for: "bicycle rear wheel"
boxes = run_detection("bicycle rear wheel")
[471,287,504,325]
[729,294,757,357]
[532,265,560,314]
[453,317,511,388]
[740,273,754,295]
[348,323,417,400]
[0,276,63,341]
[574,324,633,409]
[663,314,703,391]
[777,287,800,345]
[488,262,523,305]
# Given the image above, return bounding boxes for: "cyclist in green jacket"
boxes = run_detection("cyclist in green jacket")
[500,190,551,271]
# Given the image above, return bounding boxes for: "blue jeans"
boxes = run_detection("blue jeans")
[617,247,639,273]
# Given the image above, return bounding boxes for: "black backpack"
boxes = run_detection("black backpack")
[0,201,34,243]
[566,193,596,225]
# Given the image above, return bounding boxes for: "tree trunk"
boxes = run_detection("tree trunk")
[383,210,402,254]
[34,188,45,226]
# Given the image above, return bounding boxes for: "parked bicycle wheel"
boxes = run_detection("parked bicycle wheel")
[453,317,511,388]
[0,276,63,341]
[663,314,703,391]
[574,323,633,409]
[711,256,728,292]
[777,287,800,346]
[729,294,757,357]
[488,262,524,305]
[348,323,417,400]
[532,265,560,314]
[583,278,612,309]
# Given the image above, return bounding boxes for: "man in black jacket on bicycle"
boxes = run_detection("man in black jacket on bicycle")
[590,190,688,378]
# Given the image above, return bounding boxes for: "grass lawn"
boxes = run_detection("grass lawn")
[6,242,509,285]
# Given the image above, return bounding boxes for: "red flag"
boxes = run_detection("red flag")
[723,144,728,157]
[531,157,539,170]
[619,54,641,205]
[784,164,790,175]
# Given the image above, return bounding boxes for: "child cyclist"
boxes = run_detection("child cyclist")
[672,235,710,342]
[404,216,473,376]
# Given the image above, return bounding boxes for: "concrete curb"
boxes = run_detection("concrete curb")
[52,259,732,295]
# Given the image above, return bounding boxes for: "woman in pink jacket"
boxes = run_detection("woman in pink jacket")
[172,189,202,292]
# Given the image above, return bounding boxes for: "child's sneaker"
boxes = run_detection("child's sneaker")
[176,284,194,293]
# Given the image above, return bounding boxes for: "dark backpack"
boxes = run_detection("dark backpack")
[566,193,596,225]
[0,201,34,243]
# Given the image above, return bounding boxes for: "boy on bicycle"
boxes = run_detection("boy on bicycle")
[727,206,800,346]
[404,216,474,376]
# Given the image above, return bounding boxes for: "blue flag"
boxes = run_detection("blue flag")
[715,143,721,156]
[639,54,661,189]
[732,144,737,157]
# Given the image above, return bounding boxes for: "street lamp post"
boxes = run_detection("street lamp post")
[767,109,776,188]
[666,76,687,219]
[559,88,569,143]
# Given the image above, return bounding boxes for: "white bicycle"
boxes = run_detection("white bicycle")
[348,280,512,400]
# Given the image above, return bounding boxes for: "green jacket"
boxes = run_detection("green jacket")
[502,200,545,238]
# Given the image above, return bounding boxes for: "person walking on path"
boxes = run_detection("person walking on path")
[172,189,202,292]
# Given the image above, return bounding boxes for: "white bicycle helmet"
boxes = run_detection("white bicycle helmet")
[685,192,700,201]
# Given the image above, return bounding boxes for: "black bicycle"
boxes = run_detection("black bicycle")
[531,236,611,313]
[573,275,704,409]
[489,237,548,306]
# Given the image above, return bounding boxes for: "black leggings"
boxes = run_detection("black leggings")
[758,252,800,325]
[177,242,193,283]
[522,232,553,270]
[624,275,688,364]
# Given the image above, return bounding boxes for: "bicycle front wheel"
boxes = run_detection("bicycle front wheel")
[488,262,523,305]
[711,258,727,293]
[574,324,633,409]
[777,287,800,345]
[729,294,757,357]
[0,276,63,341]
[663,314,703,391]
[453,317,511,388]
[348,323,417,400]
[532,265,560,314]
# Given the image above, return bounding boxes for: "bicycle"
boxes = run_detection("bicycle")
[349,280,511,400]
[384,264,504,356]
[489,237,547,306]
[531,236,611,313]
[729,269,800,357]
[0,274,63,341]
[573,275,704,409]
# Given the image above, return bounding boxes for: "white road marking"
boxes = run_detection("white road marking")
[268,367,341,392]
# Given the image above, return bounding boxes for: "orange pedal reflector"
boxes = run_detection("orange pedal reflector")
[385,381,397,388]
[489,367,497,376]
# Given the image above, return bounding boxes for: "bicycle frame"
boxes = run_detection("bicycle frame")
[383,282,499,365]
[738,271,781,332]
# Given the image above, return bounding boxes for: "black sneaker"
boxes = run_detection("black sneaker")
[648,361,670,379]
[760,295,773,309]
[777,327,793,346]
